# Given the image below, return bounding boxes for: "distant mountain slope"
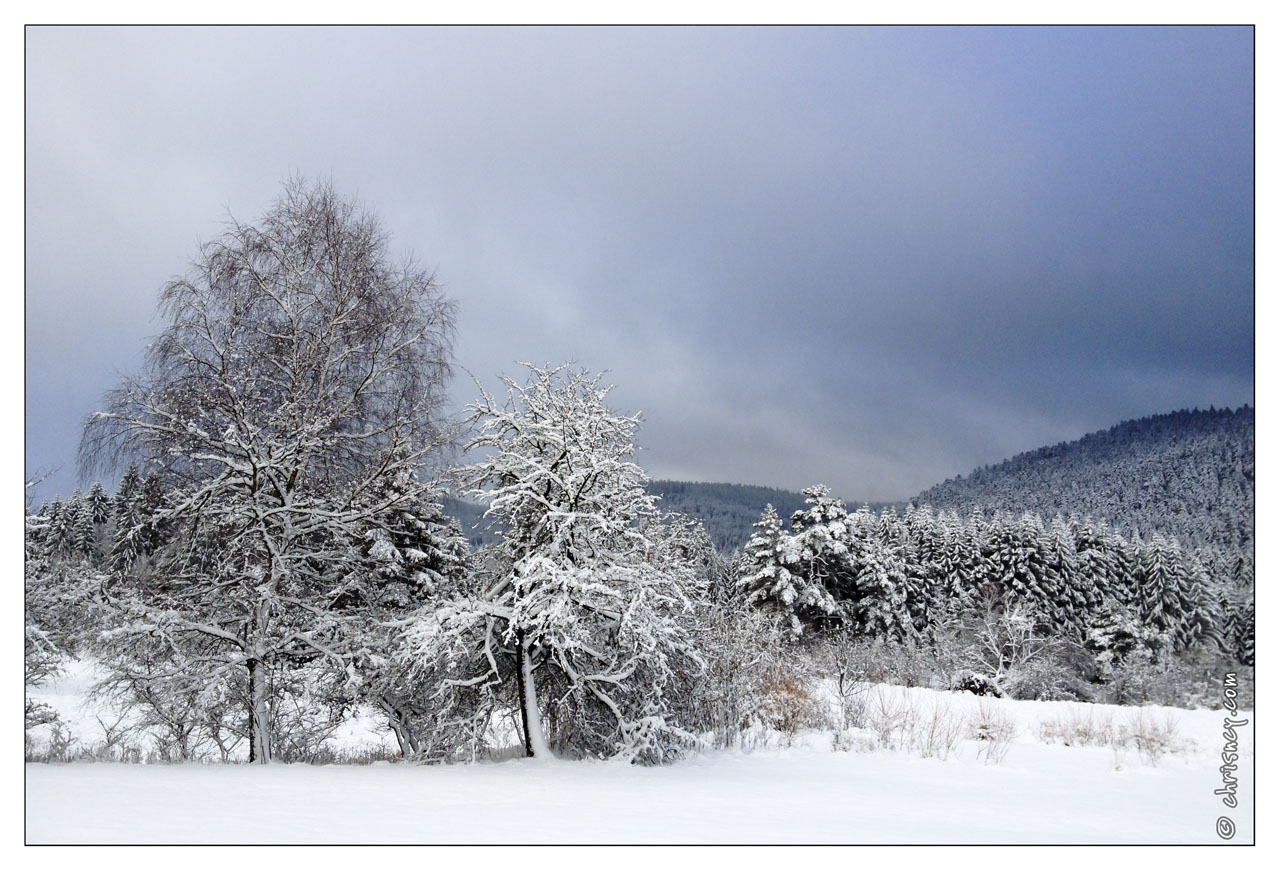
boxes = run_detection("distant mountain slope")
[445,481,883,554]
[914,406,1254,552]
[441,496,497,549]
[647,480,894,553]
[646,481,812,553]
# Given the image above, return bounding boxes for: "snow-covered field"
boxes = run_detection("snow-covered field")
[25,662,1254,845]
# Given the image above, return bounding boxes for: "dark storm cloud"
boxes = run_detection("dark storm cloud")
[25,26,1253,504]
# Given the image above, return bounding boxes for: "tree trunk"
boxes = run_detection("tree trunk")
[515,630,550,758]
[379,696,420,758]
[246,657,272,764]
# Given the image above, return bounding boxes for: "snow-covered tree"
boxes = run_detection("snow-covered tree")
[1218,552,1254,665]
[25,477,111,739]
[45,496,71,557]
[954,597,1075,700]
[334,467,472,757]
[403,365,704,763]
[64,490,96,560]
[1071,517,1119,614]
[79,179,458,763]
[902,504,945,633]
[25,489,63,735]
[932,509,981,614]
[738,505,827,636]
[1136,534,1193,654]
[844,535,912,642]
[108,464,144,572]
[87,481,111,525]
[1083,603,1147,679]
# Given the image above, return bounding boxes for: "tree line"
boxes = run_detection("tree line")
[739,488,1253,674]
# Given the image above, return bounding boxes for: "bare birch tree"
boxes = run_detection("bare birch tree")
[80,178,457,763]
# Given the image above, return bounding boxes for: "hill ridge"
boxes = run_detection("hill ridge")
[913,405,1253,552]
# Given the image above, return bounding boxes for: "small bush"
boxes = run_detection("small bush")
[756,670,827,739]
[910,698,964,760]
[952,671,1001,697]
[1101,653,1254,710]
[298,742,402,765]
[864,687,919,751]
[968,700,1017,764]
[1112,709,1189,766]
[1038,707,1115,747]
[25,720,77,763]
[831,727,878,753]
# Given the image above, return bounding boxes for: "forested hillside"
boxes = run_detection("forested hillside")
[647,480,897,553]
[914,407,1253,553]
[446,480,884,553]
[646,481,811,552]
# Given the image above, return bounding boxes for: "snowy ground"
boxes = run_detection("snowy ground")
[25,662,1254,845]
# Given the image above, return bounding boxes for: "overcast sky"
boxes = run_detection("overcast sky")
[25,25,1254,504]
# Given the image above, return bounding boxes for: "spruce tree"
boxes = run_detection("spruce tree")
[739,504,837,636]
[87,481,111,525]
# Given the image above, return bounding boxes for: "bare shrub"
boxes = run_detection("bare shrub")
[1038,707,1116,747]
[831,727,878,753]
[813,628,870,729]
[1111,709,1188,766]
[756,668,827,741]
[25,720,77,763]
[910,697,964,760]
[297,742,401,765]
[690,604,800,749]
[1103,651,1253,710]
[852,638,936,688]
[865,686,919,751]
[968,699,1017,764]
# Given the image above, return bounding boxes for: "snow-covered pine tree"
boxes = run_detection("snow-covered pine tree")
[737,504,835,636]
[87,481,111,526]
[981,513,1035,606]
[1180,552,1222,653]
[966,509,1002,602]
[771,485,848,634]
[881,506,931,636]
[1040,515,1082,637]
[1083,602,1146,679]
[1113,531,1145,614]
[1136,534,1195,655]
[902,504,946,632]
[65,490,96,560]
[932,508,980,616]
[108,465,145,573]
[403,364,704,763]
[737,505,788,602]
[45,497,70,557]
[113,464,141,519]
[843,534,911,641]
[1218,552,1254,665]
[333,466,472,757]
[1071,517,1119,616]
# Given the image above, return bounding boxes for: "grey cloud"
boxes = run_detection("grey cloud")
[26,26,1253,504]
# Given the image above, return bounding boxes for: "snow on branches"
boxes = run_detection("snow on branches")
[402,364,705,763]
[77,179,459,763]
